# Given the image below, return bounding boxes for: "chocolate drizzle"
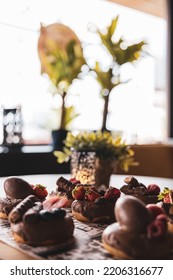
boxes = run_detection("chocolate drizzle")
[56,177,75,195]
[8,195,38,223]
[72,199,115,223]
[0,197,22,216]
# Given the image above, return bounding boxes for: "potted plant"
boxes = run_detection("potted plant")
[54,130,138,188]
[88,16,147,131]
[38,22,86,149]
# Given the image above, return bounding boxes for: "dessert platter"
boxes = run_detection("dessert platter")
[0,175,173,260]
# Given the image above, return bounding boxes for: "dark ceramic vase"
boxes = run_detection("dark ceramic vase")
[95,157,116,188]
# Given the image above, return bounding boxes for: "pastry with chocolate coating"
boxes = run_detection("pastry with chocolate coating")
[0,197,22,219]
[4,177,34,199]
[120,176,160,204]
[102,196,173,259]
[49,176,91,207]
[71,186,121,223]
[8,195,38,223]
[9,195,74,246]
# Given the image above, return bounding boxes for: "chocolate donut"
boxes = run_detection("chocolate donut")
[72,199,115,223]
[71,186,121,223]
[9,196,74,246]
[102,196,173,259]
[4,177,34,199]
[0,197,22,219]
[120,176,160,204]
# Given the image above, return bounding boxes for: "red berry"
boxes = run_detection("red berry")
[146,204,165,219]
[85,190,101,202]
[163,191,173,204]
[72,185,86,200]
[147,214,167,239]
[69,178,81,184]
[104,187,121,202]
[32,184,48,199]
[163,193,171,203]
[146,184,160,195]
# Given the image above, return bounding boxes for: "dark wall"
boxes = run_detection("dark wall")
[0,151,70,177]
[1,144,173,178]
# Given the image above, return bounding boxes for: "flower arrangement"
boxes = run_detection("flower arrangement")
[54,130,138,172]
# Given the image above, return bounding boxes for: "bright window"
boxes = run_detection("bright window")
[0,0,167,144]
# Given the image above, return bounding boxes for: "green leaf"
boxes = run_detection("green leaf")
[53,130,138,172]
[108,16,119,38]
[61,105,79,130]
[157,187,170,201]
[53,151,70,163]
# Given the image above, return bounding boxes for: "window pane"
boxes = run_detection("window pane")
[0,0,167,144]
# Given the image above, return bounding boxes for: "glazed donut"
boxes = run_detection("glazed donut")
[71,186,121,223]
[120,176,160,204]
[9,195,74,246]
[102,196,173,259]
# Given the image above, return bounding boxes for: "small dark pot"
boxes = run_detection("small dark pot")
[95,158,117,188]
[51,129,68,151]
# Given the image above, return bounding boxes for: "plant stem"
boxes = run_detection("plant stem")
[60,91,67,129]
[101,93,110,131]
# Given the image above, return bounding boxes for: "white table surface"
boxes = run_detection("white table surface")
[1,174,173,196]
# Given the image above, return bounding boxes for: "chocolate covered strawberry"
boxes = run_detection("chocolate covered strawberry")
[85,189,101,202]
[32,184,48,199]
[69,178,81,184]
[104,187,121,202]
[72,185,86,200]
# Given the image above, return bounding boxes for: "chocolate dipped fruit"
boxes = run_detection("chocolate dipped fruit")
[71,186,121,223]
[49,176,92,207]
[31,184,48,200]
[102,196,172,260]
[9,195,74,246]
[120,176,160,204]
[158,187,173,233]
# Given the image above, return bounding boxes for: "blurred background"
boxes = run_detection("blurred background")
[0,0,168,145]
